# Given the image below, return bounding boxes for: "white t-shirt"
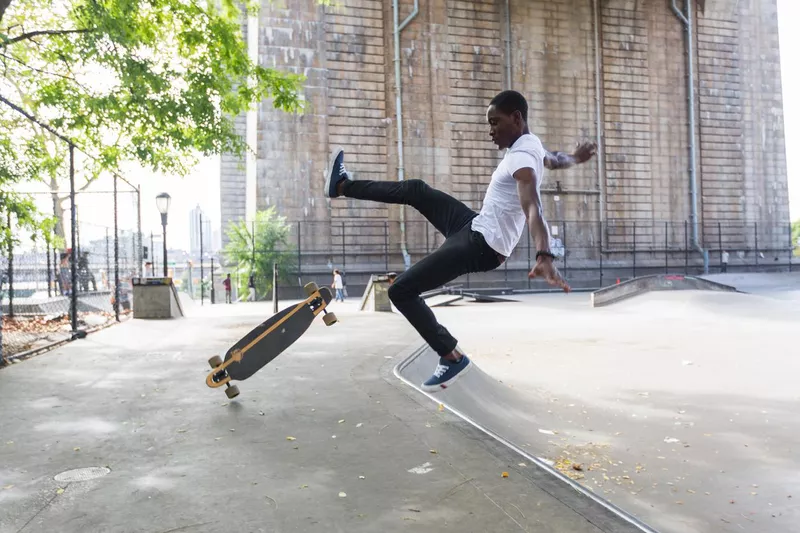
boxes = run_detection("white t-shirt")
[333,273,343,289]
[471,133,546,257]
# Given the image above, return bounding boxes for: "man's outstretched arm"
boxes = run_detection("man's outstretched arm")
[544,141,597,170]
[514,166,570,292]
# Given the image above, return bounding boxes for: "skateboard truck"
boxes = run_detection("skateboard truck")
[207,355,239,398]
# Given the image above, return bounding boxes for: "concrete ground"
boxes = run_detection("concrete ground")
[0,296,641,533]
[414,273,800,533]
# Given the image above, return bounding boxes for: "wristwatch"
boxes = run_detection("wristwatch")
[536,250,556,261]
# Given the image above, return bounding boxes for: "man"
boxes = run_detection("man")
[247,273,256,302]
[324,90,596,392]
[333,269,345,302]
[223,273,232,304]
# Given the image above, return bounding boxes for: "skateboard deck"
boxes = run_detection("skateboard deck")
[206,283,337,398]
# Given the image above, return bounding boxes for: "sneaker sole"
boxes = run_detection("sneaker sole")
[420,360,473,393]
[324,148,344,198]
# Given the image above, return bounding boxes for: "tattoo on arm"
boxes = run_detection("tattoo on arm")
[544,151,576,170]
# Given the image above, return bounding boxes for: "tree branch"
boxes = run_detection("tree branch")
[0,51,77,82]
[1,28,90,47]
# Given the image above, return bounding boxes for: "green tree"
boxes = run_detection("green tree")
[0,0,316,240]
[792,219,800,257]
[223,207,295,300]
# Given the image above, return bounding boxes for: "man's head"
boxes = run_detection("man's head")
[487,90,528,149]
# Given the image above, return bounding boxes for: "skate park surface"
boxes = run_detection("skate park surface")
[397,272,800,533]
[1,272,797,533]
[1,295,644,533]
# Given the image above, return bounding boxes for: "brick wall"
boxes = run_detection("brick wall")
[218,0,790,270]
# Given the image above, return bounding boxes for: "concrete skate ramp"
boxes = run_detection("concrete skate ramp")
[700,272,800,300]
[591,274,737,307]
[395,346,659,533]
[131,278,184,319]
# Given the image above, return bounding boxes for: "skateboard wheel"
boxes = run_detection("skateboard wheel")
[225,385,240,399]
[208,355,223,368]
[304,282,319,296]
[323,312,338,326]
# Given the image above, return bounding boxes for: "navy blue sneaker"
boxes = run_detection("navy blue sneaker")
[421,355,472,392]
[324,148,352,198]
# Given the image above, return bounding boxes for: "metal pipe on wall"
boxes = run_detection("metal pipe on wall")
[393,0,419,270]
[504,0,512,89]
[671,0,709,273]
[592,0,606,243]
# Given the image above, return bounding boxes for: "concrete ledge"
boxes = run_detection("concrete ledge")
[131,278,184,318]
[590,273,739,307]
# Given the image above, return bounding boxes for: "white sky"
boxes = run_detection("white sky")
[15,0,800,252]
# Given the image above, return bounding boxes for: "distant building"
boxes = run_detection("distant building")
[189,205,212,257]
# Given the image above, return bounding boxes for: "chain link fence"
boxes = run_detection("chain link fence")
[207,218,795,302]
[1,163,140,362]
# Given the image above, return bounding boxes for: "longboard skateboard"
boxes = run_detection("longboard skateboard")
[206,282,337,398]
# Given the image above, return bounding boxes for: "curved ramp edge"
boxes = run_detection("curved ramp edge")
[394,345,660,533]
[591,274,738,307]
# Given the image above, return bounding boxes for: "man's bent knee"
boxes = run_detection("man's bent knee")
[388,279,414,303]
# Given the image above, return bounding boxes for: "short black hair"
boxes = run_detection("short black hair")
[490,90,528,123]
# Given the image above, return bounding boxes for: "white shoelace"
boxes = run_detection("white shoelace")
[339,162,348,178]
[432,364,449,378]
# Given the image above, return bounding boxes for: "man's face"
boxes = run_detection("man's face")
[486,104,522,149]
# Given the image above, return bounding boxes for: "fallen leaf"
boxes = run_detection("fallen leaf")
[359,476,365,480]
[215,437,222,441]
[429,449,437,454]
[438,404,444,412]
[73,447,81,452]
[3,485,13,490]
[539,429,556,435]
[502,472,509,478]
[356,423,363,428]
[572,464,584,471]
[300,484,308,489]
[338,420,345,424]
[5,441,13,445]
[339,492,347,498]
[177,429,188,434]
[229,429,235,432]
[259,411,265,416]
[286,436,296,441]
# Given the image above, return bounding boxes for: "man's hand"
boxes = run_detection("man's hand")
[528,257,571,293]
[544,140,598,170]
[573,141,597,164]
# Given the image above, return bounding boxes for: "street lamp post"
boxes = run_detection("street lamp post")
[155,193,171,278]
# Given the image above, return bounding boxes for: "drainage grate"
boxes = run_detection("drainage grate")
[54,467,111,483]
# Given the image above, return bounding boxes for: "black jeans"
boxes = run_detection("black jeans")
[343,178,502,356]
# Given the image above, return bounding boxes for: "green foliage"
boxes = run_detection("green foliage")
[222,207,295,299]
[0,0,316,236]
[792,219,800,256]
[0,130,59,250]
